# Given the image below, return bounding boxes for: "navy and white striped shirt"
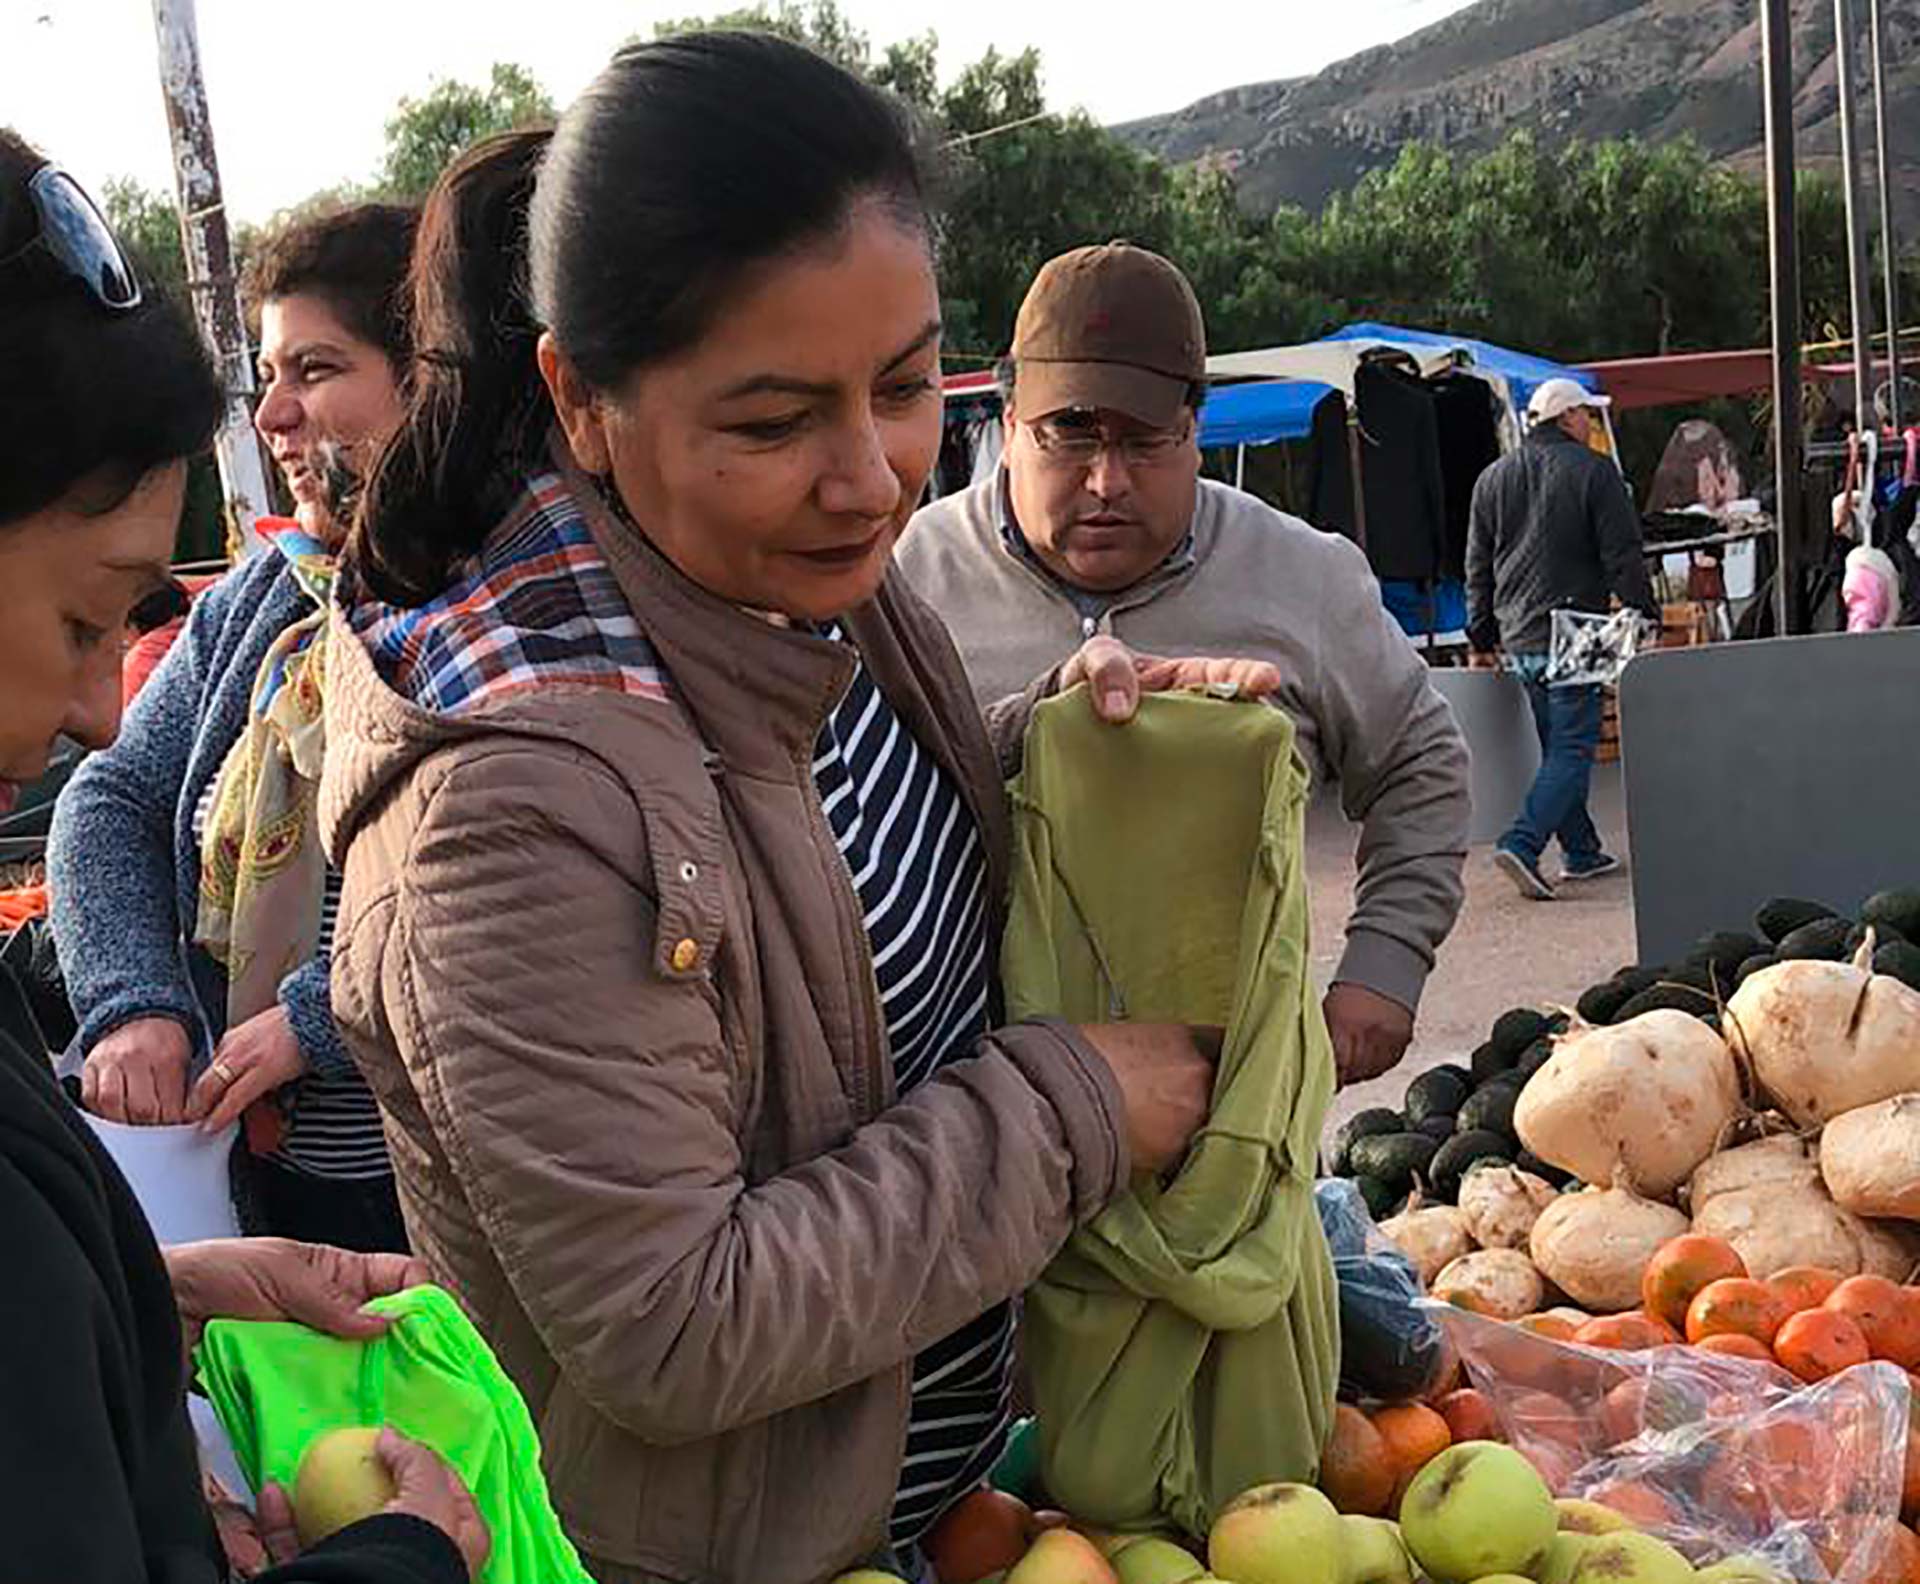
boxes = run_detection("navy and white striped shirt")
[811,624,1014,1545]
[192,785,390,1181]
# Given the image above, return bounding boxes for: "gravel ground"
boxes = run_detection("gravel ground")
[1311,763,1636,1145]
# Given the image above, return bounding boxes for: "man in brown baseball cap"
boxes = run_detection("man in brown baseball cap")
[899,242,1470,1087]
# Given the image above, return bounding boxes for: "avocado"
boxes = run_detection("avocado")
[1458,1083,1521,1141]
[1735,953,1776,987]
[1470,1040,1516,1085]
[1756,897,1838,944]
[1776,916,1855,962]
[1664,960,1719,994]
[1874,939,1920,992]
[1847,920,1907,956]
[1403,1067,1472,1126]
[1349,1131,1441,1191]
[1515,1149,1570,1186]
[1329,1107,1405,1176]
[1686,931,1768,982]
[1517,1038,1556,1081]
[1356,1175,1400,1221]
[1489,1008,1552,1062]
[1616,983,1719,1022]
[1430,1129,1513,1200]
[1862,888,1920,941]
[1414,1113,1458,1142]
[1577,966,1662,1025]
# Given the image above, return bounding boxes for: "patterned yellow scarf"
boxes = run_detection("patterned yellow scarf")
[194,523,334,1030]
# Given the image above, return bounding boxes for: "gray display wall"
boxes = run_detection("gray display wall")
[1620,627,1920,966]
[1429,670,1543,847]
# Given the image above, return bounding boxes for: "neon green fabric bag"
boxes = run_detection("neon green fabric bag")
[1002,689,1340,1537]
[195,1283,592,1583]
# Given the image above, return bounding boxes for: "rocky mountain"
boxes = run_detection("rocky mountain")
[1118,0,1920,222]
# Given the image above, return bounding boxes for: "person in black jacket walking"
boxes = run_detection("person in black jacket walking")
[1466,378,1658,901]
[0,128,485,1582]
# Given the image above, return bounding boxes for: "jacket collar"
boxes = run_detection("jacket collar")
[1528,425,1584,452]
[554,438,861,783]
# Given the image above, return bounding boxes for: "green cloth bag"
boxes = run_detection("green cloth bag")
[195,1283,592,1584]
[1003,689,1340,1538]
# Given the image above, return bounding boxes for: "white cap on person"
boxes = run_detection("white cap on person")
[1528,376,1610,426]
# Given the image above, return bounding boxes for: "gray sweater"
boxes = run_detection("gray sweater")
[897,475,1472,1014]
[48,553,349,1080]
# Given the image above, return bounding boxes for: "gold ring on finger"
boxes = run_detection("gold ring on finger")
[209,1058,236,1086]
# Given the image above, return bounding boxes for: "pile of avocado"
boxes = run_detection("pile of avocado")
[1574,888,1920,1029]
[1327,1006,1575,1221]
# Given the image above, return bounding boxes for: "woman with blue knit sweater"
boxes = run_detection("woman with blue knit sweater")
[49,204,418,1252]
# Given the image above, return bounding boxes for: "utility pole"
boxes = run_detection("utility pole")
[151,0,269,555]
[1762,0,1807,635]
[1833,0,1877,432]
[1870,0,1902,433]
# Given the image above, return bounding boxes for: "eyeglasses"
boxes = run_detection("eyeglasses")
[1023,413,1192,470]
[0,166,143,312]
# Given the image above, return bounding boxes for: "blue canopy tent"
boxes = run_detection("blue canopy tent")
[1197,322,1604,452]
[1192,324,1609,652]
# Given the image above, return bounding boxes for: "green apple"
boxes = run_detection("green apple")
[1341,1515,1415,1584]
[293,1428,398,1548]
[1695,1559,1791,1584]
[1113,1536,1207,1584]
[1208,1483,1345,1584]
[1538,1533,1597,1584]
[1555,1498,1632,1535]
[1398,1442,1557,1584]
[1569,1532,1694,1584]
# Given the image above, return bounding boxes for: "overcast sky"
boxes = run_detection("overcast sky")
[6,0,1475,223]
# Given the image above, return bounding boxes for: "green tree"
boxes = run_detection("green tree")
[655,0,874,72]
[377,62,554,202]
[102,177,188,299]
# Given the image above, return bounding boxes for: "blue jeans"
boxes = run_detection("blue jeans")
[1501,654,1604,869]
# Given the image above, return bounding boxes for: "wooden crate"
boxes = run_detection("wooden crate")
[1598,689,1621,764]
[1659,600,1724,648]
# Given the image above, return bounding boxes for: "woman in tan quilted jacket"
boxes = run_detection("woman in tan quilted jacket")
[323,33,1276,1584]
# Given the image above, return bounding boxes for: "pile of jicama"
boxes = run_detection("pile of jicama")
[1377,932,1920,1326]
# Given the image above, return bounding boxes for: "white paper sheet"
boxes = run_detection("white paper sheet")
[82,1114,241,1246]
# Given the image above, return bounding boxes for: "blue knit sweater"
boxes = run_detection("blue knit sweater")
[49,553,348,1080]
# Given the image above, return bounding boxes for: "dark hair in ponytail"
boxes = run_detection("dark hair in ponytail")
[354,31,932,606]
[352,128,551,603]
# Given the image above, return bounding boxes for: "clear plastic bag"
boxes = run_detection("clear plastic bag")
[1545,606,1652,687]
[1316,1181,1452,1404]
[1430,1302,1915,1582]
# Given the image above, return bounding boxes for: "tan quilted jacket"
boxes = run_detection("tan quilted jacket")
[319,450,1129,1583]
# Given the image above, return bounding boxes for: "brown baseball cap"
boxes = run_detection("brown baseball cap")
[1009,242,1207,428]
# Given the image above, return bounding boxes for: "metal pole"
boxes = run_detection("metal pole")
[1870,0,1902,434]
[1235,444,1246,491]
[1345,397,1370,552]
[1833,0,1877,433]
[1762,0,1807,634]
[151,0,270,555]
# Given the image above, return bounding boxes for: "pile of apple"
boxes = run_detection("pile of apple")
[833,1443,1837,1584]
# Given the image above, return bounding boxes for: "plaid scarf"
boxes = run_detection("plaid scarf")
[346,471,671,713]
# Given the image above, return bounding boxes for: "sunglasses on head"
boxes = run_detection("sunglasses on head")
[0,165,143,311]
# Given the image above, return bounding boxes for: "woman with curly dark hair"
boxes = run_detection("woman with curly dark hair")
[51,201,420,1252]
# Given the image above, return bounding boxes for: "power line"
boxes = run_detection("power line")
[942,111,1051,150]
